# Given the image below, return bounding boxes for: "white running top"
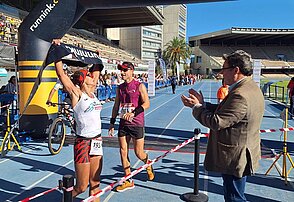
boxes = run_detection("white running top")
[73,93,102,138]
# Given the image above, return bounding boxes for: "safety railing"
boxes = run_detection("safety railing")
[262,83,287,103]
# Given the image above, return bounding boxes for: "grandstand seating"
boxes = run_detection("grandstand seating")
[199,45,294,69]
[0,12,21,44]
[261,60,289,68]
[0,12,144,68]
[288,61,294,67]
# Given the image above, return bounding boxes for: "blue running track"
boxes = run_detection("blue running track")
[0,80,293,202]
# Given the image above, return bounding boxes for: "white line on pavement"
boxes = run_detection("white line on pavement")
[8,159,73,201]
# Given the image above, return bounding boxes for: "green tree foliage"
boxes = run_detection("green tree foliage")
[162,37,192,75]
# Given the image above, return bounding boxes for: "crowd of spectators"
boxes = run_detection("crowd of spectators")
[98,71,148,86]
[0,12,21,44]
[96,71,149,102]
[178,74,202,86]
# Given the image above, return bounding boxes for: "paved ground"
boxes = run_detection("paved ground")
[0,80,293,202]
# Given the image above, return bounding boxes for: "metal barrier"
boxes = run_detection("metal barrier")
[266,84,287,103]
[181,128,208,202]
[93,80,171,102]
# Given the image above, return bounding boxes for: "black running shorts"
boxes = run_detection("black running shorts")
[118,126,144,139]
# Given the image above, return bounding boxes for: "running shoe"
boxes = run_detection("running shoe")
[115,179,135,192]
[146,160,155,181]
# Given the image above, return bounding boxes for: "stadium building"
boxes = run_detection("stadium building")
[189,27,294,78]
[110,4,187,64]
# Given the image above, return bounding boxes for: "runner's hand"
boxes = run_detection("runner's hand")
[122,112,134,122]
[52,39,61,45]
[46,101,52,106]
[108,126,115,137]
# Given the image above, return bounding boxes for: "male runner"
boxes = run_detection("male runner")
[108,61,155,192]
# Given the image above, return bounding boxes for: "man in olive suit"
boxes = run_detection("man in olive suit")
[181,50,264,202]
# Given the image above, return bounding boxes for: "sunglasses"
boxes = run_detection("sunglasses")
[120,68,132,72]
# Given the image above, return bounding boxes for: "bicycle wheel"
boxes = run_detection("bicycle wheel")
[1,133,10,157]
[48,118,66,155]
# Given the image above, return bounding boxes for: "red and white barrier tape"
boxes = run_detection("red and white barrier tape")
[201,127,294,137]
[18,186,59,202]
[82,133,207,202]
[259,127,294,133]
[63,186,74,192]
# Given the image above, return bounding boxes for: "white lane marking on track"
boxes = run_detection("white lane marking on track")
[203,170,209,195]
[145,94,182,116]
[145,83,203,116]
[0,188,19,195]
[8,159,74,201]
[103,189,114,202]
[157,107,185,137]
[0,145,44,164]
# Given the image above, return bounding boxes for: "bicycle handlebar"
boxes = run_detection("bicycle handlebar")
[47,102,71,107]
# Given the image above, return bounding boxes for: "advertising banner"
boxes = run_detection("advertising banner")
[253,59,262,87]
[148,61,156,96]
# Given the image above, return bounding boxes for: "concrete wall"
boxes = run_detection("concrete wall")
[163,4,186,46]
[120,27,142,58]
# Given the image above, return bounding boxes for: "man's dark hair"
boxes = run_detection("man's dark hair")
[222,50,253,76]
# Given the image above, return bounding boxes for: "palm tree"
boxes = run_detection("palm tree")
[162,37,192,76]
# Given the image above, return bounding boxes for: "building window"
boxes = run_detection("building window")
[196,56,202,63]
[179,25,185,33]
[143,51,156,57]
[143,40,161,48]
[179,16,185,24]
[143,30,162,38]
[190,54,195,64]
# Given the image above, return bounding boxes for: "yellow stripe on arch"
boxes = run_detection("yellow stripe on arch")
[19,70,57,78]
[19,82,58,115]
[18,61,55,67]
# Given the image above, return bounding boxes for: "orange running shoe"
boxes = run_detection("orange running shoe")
[146,160,155,181]
[115,180,135,192]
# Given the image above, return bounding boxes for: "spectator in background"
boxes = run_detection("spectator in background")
[217,78,229,103]
[170,74,177,94]
[4,76,16,94]
[287,77,294,115]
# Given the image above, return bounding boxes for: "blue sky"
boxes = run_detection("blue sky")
[187,0,294,38]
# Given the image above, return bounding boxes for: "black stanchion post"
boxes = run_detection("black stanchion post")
[63,175,74,202]
[181,128,208,202]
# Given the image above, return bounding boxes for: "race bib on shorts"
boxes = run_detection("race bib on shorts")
[89,137,103,156]
[119,103,135,118]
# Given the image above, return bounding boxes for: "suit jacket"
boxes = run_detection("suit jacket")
[192,77,264,178]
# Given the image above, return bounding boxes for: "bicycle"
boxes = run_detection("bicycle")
[48,103,76,155]
[0,104,21,157]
